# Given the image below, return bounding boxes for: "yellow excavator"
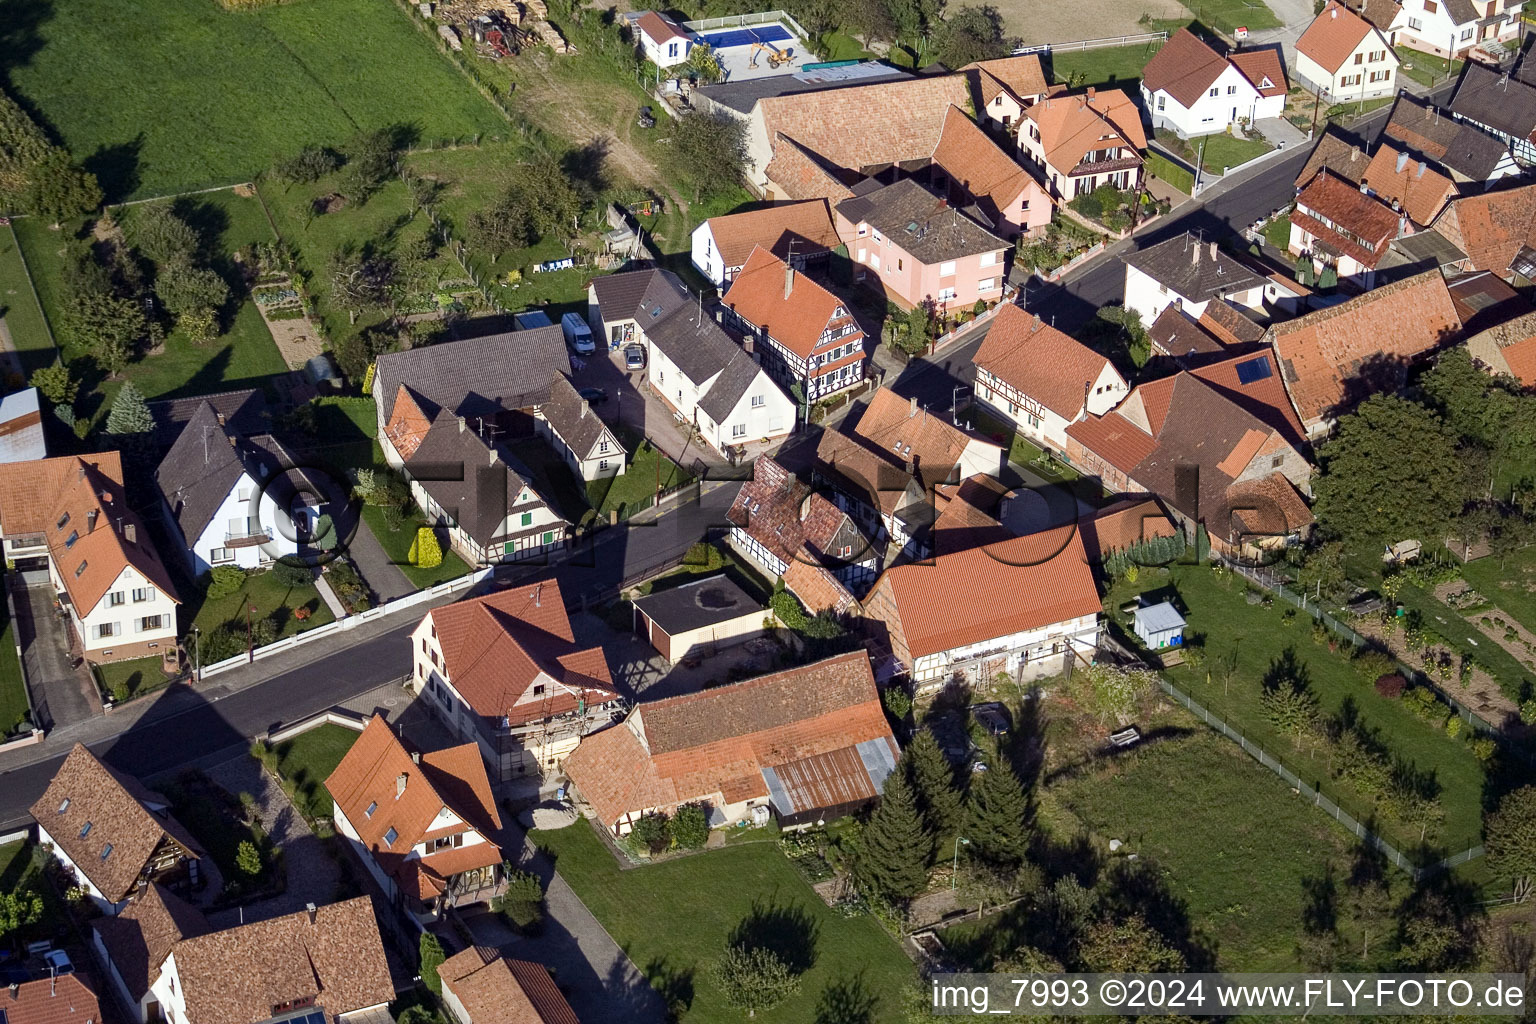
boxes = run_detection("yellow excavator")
[748,40,793,68]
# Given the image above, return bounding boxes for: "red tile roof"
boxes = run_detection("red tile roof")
[635,10,688,44]
[703,200,841,272]
[1362,141,1457,227]
[866,525,1100,659]
[931,106,1052,220]
[1229,48,1288,96]
[424,579,619,725]
[385,384,432,460]
[1298,1,1377,73]
[1466,309,1536,384]
[1224,472,1316,537]
[1293,169,1400,268]
[1190,349,1309,448]
[1266,269,1461,428]
[973,303,1119,419]
[724,246,861,360]
[727,455,870,567]
[1432,180,1536,275]
[93,883,209,1002]
[565,651,896,827]
[961,55,1050,104]
[1022,89,1147,176]
[441,946,579,1024]
[1078,497,1178,564]
[0,974,103,1024]
[1140,28,1233,108]
[763,134,857,202]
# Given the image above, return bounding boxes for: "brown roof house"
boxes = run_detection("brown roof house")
[439,946,579,1024]
[1382,94,1519,185]
[1121,232,1270,328]
[0,973,103,1024]
[962,53,1053,133]
[726,455,877,606]
[1289,168,1407,288]
[1140,29,1287,138]
[565,650,899,833]
[861,521,1101,688]
[31,744,205,916]
[1362,141,1458,228]
[0,453,180,666]
[1296,1,1399,101]
[690,199,841,287]
[972,303,1128,453]
[1464,309,1536,384]
[326,715,506,924]
[723,246,867,402]
[1019,87,1147,202]
[1430,180,1536,280]
[94,887,393,1024]
[1065,372,1315,557]
[411,578,621,782]
[1266,268,1461,435]
[534,373,625,482]
[812,387,1006,559]
[1077,496,1181,568]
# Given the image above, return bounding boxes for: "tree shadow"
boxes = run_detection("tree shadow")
[1299,861,1338,935]
[813,972,878,1024]
[83,135,144,205]
[641,954,694,1022]
[1261,646,1312,694]
[727,896,820,976]
[1096,857,1218,971]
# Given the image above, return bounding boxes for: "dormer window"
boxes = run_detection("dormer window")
[384,827,399,847]
[79,821,92,837]
[533,684,545,695]
[365,801,378,819]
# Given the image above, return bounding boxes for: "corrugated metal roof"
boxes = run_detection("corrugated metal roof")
[763,745,879,816]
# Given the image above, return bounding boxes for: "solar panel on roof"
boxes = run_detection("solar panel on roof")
[1234,355,1273,384]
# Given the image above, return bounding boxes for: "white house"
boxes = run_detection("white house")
[627,10,694,68]
[1386,0,1523,58]
[689,199,840,287]
[0,453,181,665]
[326,714,505,926]
[972,304,1128,453]
[536,372,626,481]
[590,267,795,455]
[155,401,324,576]
[1121,233,1270,327]
[410,579,622,781]
[1296,1,1401,101]
[1140,29,1288,136]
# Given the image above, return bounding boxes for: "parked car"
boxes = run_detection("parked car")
[624,344,646,371]
[561,313,595,354]
[578,387,608,405]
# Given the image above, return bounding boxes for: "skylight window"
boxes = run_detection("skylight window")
[75,561,88,578]
[384,827,399,847]
[79,821,92,838]
[649,305,663,318]
[101,843,113,860]
[56,512,70,531]
[64,531,79,549]
[1234,355,1274,384]
[365,801,378,819]
[57,799,69,814]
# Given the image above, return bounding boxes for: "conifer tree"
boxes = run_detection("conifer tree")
[963,745,1030,867]
[904,729,963,862]
[855,770,930,901]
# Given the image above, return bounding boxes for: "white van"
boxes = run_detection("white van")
[561,313,595,354]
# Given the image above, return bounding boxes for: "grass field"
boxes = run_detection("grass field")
[94,655,171,703]
[534,820,916,1023]
[268,723,359,821]
[1175,0,1280,35]
[1399,54,1463,88]
[1460,550,1536,639]
[1146,151,1196,194]
[1263,213,1293,251]
[0,224,56,375]
[359,507,472,588]
[0,596,29,737]
[1106,565,1488,854]
[1048,42,1165,92]
[1156,129,1273,173]
[1,0,506,200]
[188,569,336,640]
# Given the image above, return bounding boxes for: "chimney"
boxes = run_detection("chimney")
[8,982,16,999]
[1086,86,1096,101]
[909,395,918,418]
[395,772,407,798]
[1209,241,1218,261]
[124,523,136,545]
[216,411,226,427]
[535,581,542,607]
[457,416,466,433]
[489,446,497,467]
[411,750,421,764]
[77,464,85,480]
[784,261,794,299]
[1191,243,1200,266]
[1417,161,1427,178]
[580,398,589,418]
[1350,144,1360,162]
[799,493,813,521]
[1396,150,1409,173]
[1330,5,1338,16]
[1032,313,1041,331]
[87,509,99,533]
[306,902,317,923]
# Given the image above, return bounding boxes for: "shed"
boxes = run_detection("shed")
[632,574,767,663]
[1133,601,1185,649]
[513,310,555,330]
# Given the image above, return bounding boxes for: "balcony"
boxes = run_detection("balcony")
[225,527,273,548]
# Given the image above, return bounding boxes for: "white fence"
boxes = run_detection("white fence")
[265,706,374,745]
[1013,31,1167,56]
[683,9,814,42]
[198,567,494,681]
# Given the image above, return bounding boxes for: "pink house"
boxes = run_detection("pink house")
[835,178,1010,312]
[931,106,1053,239]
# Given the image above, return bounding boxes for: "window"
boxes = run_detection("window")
[533,684,545,695]
[871,229,884,243]
[1369,69,1390,81]
[210,547,233,564]
[732,423,747,438]
[1227,84,1237,94]
[79,822,92,838]
[1425,0,1437,10]
[832,306,846,317]
[1354,52,1364,64]
[1208,86,1219,97]
[1271,454,1285,469]
[598,440,609,454]
[140,615,164,632]
[897,258,903,271]
[1462,26,1474,38]
[521,512,533,526]
[599,460,611,471]
[667,41,678,56]
[978,278,997,292]
[870,253,881,270]
[939,260,957,277]
[100,843,112,861]
[1156,94,1166,111]
[237,487,251,501]
[365,801,377,819]
[96,623,117,639]
[1369,49,1387,61]
[857,224,868,237]
[108,592,124,607]
[64,531,78,549]
[56,512,70,531]
[383,827,398,847]
[1408,15,1423,27]
[132,587,155,603]
[979,251,998,267]
[751,394,765,408]
[57,799,69,814]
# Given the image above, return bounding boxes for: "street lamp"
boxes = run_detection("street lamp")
[192,626,201,684]
[246,603,257,662]
[951,836,971,891]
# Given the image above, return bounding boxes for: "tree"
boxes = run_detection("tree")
[1395,889,1478,971]
[854,770,930,900]
[29,364,77,406]
[1260,677,1320,741]
[963,745,1030,867]
[630,811,672,854]
[904,729,964,858]
[340,128,398,206]
[932,5,1015,67]
[514,156,586,239]
[395,1008,436,1024]
[235,840,262,877]
[156,260,229,319]
[1313,396,1466,551]
[1067,663,1156,724]
[408,528,443,569]
[468,198,535,259]
[274,145,341,184]
[132,203,201,265]
[1343,842,1393,962]
[328,248,392,322]
[63,291,144,376]
[1485,786,1536,892]
[204,565,247,600]
[497,867,545,932]
[0,88,52,210]
[1296,540,1348,602]
[0,887,42,943]
[673,803,710,849]
[26,149,102,226]
[105,382,153,435]
[670,111,749,200]
[686,42,723,82]
[418,932,446,993]
[711,943,800,1017]
[1076,915,1186,972]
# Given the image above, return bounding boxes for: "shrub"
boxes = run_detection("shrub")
[409,528,443,569]
[1374,674,1406,699]
[1403,687,1449,727]
[496,868,545,933]
[204,565,247,600]
[270,559,313,589]
[1445,715,1464,739]
[418,933,445,993]
[1521,698,1536,725]
[1311,622,1331,646]
[1353,648,1397,684]
[673,804,710,849]
[629,812,671,854]
[236,840,262,877]
[881,685,912,723]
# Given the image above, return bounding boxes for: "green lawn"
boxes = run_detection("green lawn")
[1,0,506,200]
[506,437,593,525]
[1107,564,1488,855]
[1174,0,1280,35]
[95,655,172,704]
[0,223,56,376]
[1156,129,1274,174]
[1263,213,1293,251]
[587,429,694,517]
[1459,549,1536,639]
[186,567,336,639]
[1145,151,1195,195]
[1399,54,1464,88]
[534,820,916,1023]
[268,723,360,821]
[359,506,472,588]
[0,596,30,737]
[1048,42,1165,93]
